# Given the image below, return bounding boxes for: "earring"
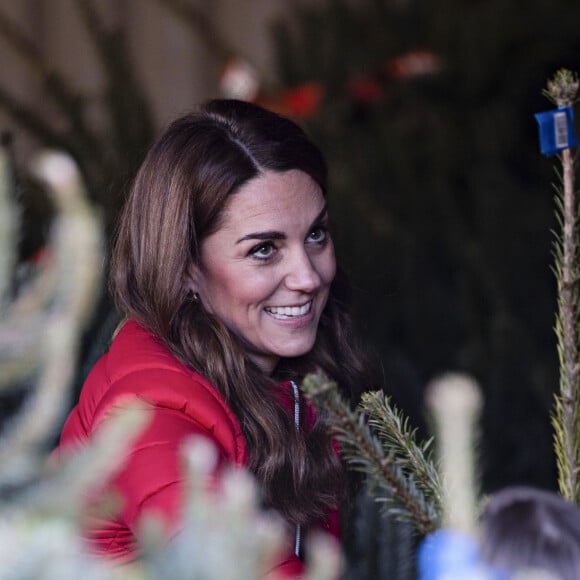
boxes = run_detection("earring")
[192,292,200,302]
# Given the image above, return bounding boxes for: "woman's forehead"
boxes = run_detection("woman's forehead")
[218,170,326,233]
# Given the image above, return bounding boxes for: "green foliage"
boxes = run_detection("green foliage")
[544,69,580,107]
[361,390,442,510]
[302,371,441,536]
[544,69,580,504]
[0,415,342,580]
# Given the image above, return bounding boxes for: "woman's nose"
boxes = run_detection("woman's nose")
[284,248,322,292]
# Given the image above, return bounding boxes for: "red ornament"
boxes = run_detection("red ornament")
[257,82,324,120]
[348,75,384,103]
[284,82,324,118]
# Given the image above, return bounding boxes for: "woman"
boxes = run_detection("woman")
[57,99,368,576]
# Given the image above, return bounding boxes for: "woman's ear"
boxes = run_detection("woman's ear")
[184,261,202,295]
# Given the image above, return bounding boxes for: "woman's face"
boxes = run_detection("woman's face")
[191,169,336,374]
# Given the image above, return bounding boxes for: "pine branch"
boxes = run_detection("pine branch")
[0,153,103,482]
[544,69,580,108]
[360,390,442,507]
[302,371,441,535]
[544,69,580,504]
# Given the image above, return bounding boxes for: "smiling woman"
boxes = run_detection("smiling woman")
[54,99,372,577]
[191,169,336,373]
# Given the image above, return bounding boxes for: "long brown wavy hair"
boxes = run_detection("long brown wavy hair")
[111,99,369,527]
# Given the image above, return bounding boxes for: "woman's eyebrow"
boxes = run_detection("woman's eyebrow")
[236,231,286,244]
[235,203,328,244]
[310,203,329,226]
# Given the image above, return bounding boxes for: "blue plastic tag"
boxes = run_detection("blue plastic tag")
[417,529,508,580]
[534,106,578,156]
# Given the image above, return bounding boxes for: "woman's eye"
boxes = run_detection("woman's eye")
[249,242,275,260]
[307,226,327,243]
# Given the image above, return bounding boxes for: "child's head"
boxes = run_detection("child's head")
[480,486,580,579]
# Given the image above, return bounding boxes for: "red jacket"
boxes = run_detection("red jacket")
[57,319,339,577]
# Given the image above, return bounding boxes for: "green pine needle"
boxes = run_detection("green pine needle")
[302,371,442,536]
[360,391,442,508]
[543,69,579,107]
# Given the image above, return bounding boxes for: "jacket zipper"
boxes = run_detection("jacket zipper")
[290,380,302,559]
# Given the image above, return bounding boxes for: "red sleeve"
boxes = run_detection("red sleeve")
[267,554,304,578]
[105,406,228,535]
[103,406,314,578]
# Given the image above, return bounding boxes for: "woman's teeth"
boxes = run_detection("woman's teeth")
[265,302,312,319]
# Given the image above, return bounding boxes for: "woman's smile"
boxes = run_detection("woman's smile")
[189,169,336,374]
[264,301,312,320]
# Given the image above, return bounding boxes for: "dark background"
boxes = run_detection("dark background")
[269,0,577,495]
